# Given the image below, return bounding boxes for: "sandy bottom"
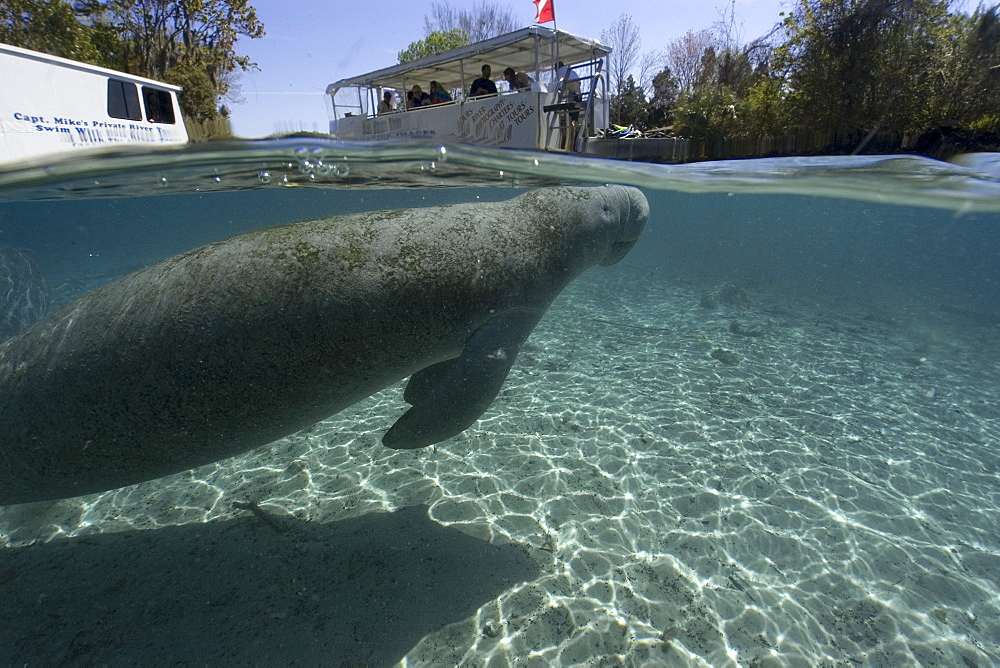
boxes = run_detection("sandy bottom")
[2,264,999,666]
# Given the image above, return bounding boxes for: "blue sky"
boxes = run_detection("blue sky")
[229,0,788,137]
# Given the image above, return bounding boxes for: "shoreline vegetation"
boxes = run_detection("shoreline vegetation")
[593,0,1000,163]
[1,0,264,140]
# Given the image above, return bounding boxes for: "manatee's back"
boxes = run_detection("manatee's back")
[0,187,621,504]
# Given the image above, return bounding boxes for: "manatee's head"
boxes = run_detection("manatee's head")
[590,185,650,266]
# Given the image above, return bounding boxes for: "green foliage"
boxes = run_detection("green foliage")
[610,75,648,127]
[0,0,99,62]
[397,28,468,64]
[3,0,265,125]
[927,7,1000,129]
[651,0,1000,142]
[967,115,1000,133]
[82,0,265,121]
[775,0,953,133]
[672,87,740,138]
[739,77,790,136]
[645,68,680,128]
[164,57,221,122]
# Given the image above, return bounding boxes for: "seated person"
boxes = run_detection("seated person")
[502,67,532,92]
[407,85,431,108]
[377,91,395,114]
[428,81,452,104]
[469,64,498,97]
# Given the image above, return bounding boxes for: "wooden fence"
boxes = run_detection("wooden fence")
[585,127,994,163]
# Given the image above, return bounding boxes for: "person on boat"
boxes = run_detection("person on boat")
[407,85,431,108]
[378,91,396,114]
[428,81,452,104]
[469,65,498,97]
[555,61,583,120]
[554,61,583,149]
[555,61,582,97]
[502,67,532,92]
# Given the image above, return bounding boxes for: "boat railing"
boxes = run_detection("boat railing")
[542,58,605,152]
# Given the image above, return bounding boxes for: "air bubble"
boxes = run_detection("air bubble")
[258,171,271,184]
[159,176,168,185]
[298,161,313,174]
[333,164,350,177]
[316,162,332,176]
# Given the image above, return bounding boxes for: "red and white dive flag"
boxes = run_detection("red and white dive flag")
[534,0,555,23]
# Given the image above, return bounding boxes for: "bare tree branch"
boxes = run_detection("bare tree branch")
[423,1,517,43]
[601,13,641,97]
[664,29,719,93]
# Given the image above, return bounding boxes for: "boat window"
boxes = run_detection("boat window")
[142,87,176,124]
[107,79,142,121]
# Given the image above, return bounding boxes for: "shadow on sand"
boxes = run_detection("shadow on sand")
[0,504,539,666]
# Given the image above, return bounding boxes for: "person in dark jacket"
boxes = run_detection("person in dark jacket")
[469,64,498,97]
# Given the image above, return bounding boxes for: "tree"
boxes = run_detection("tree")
[715,49,754,96]
[739,75,789,135]
[646,68,680,128]
[664,29,719,94]
[0,0,99,62]
[928,6,1000,129]
[601,13,641,98]
[76,0,265,122]
[673,86,740,138]
[775,0,953,133]
[397,28,469,64]
[637,48,666,98]
[610,75,647,126]
[423,1,517,42]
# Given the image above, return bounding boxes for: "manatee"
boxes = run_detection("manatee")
[0,185,649,505]
[0,245,49,341]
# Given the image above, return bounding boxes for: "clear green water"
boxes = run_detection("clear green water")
[0,140,998,666]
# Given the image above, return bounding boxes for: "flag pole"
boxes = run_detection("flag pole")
[534,0,558,74]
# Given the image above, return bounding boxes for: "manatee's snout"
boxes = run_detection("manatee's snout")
[597,185,649,266]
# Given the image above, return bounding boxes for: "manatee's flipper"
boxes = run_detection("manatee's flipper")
[402,359,455,405]
[382,307,544,449]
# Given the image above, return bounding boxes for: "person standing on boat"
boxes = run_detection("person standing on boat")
[555,61,583,149]
[429,81,452,104]
[407,85,431,108]
[555,61,581,98]
[378,91,396,114]
[469,65,498,97]
[502,68,532,92]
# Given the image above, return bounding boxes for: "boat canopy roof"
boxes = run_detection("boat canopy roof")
[0,42,183,91]
[325,26,610,94]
